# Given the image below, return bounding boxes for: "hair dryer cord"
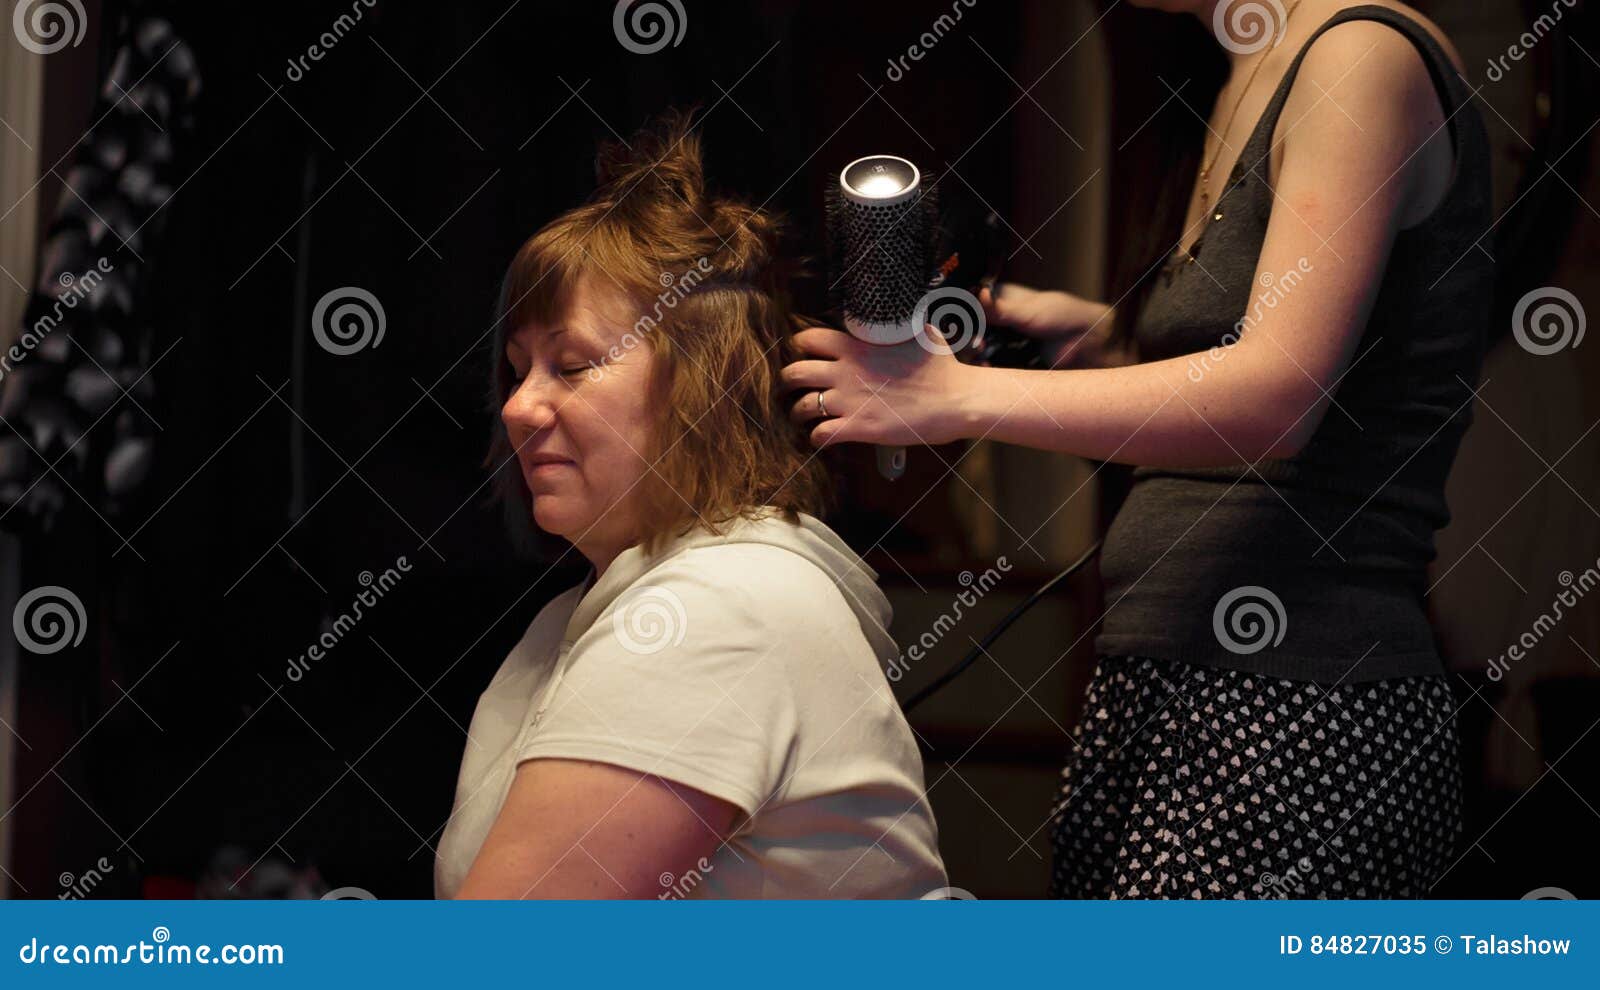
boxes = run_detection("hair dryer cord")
[900,538,1103,713]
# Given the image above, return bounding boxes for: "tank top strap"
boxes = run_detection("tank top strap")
[1235,4,1473,180]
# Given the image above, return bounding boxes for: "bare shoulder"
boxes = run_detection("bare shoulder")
[1370,1,1467,75]
[1296,2,1465,81]
[1270,3,1464,224]
[1281,7,1455,148]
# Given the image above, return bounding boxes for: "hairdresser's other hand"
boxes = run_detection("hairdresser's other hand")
[782,325,976,448]
[979,283,1129,369]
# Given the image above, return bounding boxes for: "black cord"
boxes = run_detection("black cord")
[900,538,1103,713]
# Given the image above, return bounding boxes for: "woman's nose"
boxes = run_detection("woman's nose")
[501,374,558,434]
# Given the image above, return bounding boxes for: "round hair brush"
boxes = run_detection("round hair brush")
[825,155,941,479]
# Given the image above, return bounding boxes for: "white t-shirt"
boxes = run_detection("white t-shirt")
[434,511,947,899]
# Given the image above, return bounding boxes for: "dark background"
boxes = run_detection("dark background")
[6,0,1598,899]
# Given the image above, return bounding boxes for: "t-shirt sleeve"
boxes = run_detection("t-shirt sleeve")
[514,547,803,819]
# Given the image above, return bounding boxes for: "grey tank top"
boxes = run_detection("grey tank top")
[1094,5,1493,683]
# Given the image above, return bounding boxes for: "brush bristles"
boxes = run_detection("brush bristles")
[826,180,941,327]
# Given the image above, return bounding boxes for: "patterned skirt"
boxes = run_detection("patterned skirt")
[1048,654,1462,899]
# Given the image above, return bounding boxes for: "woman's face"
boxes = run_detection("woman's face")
[501,275,662,572]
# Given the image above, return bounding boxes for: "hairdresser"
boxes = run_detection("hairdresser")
[782,0,1489,898]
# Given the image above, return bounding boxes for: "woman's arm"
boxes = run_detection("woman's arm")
[784,23,1448,469]
[976,284,1133,370]
[451,758,738,899]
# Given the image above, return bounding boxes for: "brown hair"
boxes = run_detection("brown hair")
[484,109,830,556]
[1097,2,1226,352]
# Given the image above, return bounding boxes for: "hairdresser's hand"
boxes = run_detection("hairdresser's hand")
[979,283,1129,369]
[782,325,977,448]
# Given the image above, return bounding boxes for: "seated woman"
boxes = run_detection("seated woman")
[433,112,947,899]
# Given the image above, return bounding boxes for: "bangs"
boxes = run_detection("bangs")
[496,219,587,340]
[495,205,665,345]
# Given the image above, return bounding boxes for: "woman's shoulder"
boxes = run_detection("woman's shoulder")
[651,540,845,617]
[622,536,877,649]
[1273,5,1464,193]
[1294,4,1465,86]
[650,512,866,595]
[596,510,893,662]
[1341,3,1466,75]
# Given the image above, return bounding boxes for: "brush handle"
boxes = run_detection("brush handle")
[876,445,906,481]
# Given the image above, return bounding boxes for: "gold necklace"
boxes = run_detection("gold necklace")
[1194,0,1303,218]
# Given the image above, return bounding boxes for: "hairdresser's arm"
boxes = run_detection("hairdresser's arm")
[451,758,737,899]
[786,25,1440,468]
[976,284,1133,370]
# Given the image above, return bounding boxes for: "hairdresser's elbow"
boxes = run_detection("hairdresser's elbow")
[1262,432,1310,461]
[1259,393,1329,460]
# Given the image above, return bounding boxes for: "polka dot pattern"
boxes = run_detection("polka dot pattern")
[1048,655,1462,899]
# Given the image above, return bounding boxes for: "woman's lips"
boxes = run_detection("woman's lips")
[523,457,574,481]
